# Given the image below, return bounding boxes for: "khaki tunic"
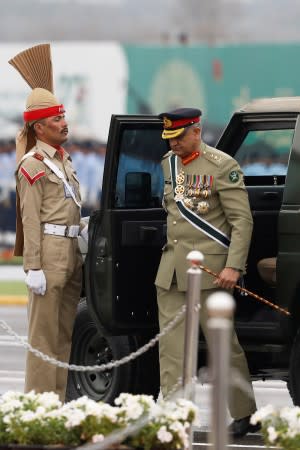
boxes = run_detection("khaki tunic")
[16,140,83,401]
[16,140,82,270]
[155,142,253,290]
[155,142,257,419]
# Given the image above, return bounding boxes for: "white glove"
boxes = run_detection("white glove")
[80,224,89,244]
[25,270,47,296]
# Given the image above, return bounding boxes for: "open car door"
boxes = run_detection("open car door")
[85,115,168,334]
[278,116,300,320]
[217,109,295,343]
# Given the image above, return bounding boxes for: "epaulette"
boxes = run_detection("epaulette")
[33,152,44,161]
[202,145,227,166]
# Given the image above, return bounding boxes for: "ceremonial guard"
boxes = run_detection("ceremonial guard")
[155,107,260,437]
[9,44,88,402]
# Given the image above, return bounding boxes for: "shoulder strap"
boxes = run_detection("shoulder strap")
[21,151,81,209]
[169,153,230,248]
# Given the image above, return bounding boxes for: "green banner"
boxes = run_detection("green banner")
[124,43,300,130]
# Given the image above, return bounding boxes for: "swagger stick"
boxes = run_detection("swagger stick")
[199,264,291,316]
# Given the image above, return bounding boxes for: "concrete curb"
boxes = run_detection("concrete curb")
[0,265,25,281]
[0,296,27,306]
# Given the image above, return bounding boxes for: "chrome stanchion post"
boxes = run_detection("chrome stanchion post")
[183,250,203,401]
[207,292,235,450]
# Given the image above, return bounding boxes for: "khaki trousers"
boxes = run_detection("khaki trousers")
[157,283,257,419]
[25,237,82,402]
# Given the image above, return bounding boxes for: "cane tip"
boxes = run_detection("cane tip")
[207,291,235,318]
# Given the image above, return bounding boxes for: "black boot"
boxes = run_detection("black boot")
[228,415,261,438]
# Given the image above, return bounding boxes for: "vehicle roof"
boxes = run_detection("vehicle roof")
[238,97,300,113]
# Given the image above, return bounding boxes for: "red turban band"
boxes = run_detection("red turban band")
[23,104,65,122]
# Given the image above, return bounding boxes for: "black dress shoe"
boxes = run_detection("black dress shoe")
[228,415,261,438]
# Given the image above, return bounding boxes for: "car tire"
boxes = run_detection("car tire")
[66,299,159,403]
[288,327,300,405]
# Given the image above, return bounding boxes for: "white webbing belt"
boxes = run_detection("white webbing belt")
[21,151,81,209]
[44,223,80,238]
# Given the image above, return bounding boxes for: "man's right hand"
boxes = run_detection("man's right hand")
[25,270,47,296]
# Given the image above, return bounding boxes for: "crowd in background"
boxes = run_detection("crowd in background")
[65,140,106,211]
[0,139,106,241]
[0,130,290,251]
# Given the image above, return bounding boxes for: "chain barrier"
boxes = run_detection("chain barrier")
[0,304,186,372]
[164,375,198,401]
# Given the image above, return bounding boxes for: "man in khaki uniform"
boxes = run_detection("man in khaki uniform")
[155,108,259,437]
[9,44,88,402]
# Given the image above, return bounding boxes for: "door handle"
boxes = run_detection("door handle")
[262,192,279,199]
[139,226,158,242]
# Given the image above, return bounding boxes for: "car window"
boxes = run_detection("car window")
[115,127,167,208]
[234,129,293,177]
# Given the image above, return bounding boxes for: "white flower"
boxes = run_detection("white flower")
[115,393,156,422]
[250,404,276,425]
[123,403,144,420]
[0,390,198,449]
[155,398,198,425]
[37,392,61,409]
[45,409,67,420]
[169,420,190,448]
[0,399,23,414]
[157,425,173,443]
[3,413,13,424]
[65,409,87,428]
[20,411,37,422]
[35,406,46,415]
[280,406,300,423]
[91,434,104,443]
[1,391,23,402]
[267,426,278,443]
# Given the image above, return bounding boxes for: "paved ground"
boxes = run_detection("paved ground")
[0,265,24,281]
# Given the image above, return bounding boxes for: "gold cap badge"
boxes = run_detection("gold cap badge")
[163,117,173,128]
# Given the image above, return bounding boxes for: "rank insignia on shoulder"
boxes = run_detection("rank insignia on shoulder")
[20,167,46,185]
[229,170,239,183]
[33,152,44,161]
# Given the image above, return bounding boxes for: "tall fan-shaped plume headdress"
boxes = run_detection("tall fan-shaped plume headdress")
[9,43,54,94]
[9,43,64,162]
[9,44,65,257]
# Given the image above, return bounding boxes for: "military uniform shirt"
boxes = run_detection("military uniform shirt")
[155,141,253,291]
[16,139,81,271]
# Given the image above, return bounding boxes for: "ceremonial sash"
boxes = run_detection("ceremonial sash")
[169,154,230,248]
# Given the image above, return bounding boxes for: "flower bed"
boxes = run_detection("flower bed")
[0,391,199,449]
[251,404,300,450]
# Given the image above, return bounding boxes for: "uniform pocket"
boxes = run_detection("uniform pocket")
[48,173,62,185]
[41,235,70,272]
[201,253,227,274]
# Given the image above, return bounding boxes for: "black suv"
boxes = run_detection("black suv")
[67,97,300,406]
